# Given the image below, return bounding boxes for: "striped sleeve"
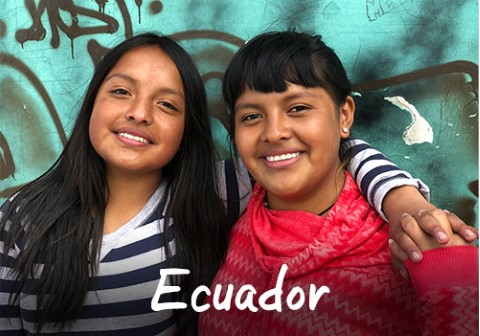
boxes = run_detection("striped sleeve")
[341,138,430,220]
[0,202,23,334]
[0,254,23,335]
[216,159,253,225]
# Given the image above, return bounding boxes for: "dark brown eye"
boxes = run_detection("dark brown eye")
[241,113,261,122]
[159,102,178,111]
[111,88,129,95]
[290,105,308,112]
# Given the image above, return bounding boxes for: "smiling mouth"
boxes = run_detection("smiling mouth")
[265,152,301,162]
[117,132,149,144]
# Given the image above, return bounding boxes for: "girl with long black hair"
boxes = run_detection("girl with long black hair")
[0,33,229,335]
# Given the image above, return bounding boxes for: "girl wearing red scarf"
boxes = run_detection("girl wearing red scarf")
[198,31,478,335]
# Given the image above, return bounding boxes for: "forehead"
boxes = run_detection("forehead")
[101,45,186,101]
[110,46,182,82]
[117,45,172,64]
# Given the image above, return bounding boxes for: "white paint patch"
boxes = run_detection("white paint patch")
[385,96,434,145]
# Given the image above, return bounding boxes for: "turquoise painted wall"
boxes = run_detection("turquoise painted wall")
[0,0,478,226]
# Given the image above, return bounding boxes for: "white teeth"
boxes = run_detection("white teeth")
[265,152,300,162]
[118,132,149,144]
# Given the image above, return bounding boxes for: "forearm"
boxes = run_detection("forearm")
[382,186,435,225]
[341,137,430,220]
[342,139,478,266]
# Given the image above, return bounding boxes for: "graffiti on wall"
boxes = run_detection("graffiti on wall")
[0,0,478,225]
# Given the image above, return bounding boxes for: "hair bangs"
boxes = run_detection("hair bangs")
[223,36,330,112]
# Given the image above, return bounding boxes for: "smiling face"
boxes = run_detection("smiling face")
[234,83,354,213]
[89,45,185,181]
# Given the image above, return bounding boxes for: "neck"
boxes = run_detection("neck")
[103,170,162,234]
[266,168,345,215]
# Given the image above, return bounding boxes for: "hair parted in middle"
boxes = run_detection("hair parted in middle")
[0,32,229,333]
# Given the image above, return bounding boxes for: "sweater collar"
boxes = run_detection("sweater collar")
[246,172,388,277]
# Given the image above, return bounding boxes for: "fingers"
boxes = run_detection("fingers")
[414,208,478,244]
[389,207,476,264]
[413,208,453,244]
[388,238,409,262]
[402,212,442,251]
[390,213,424,263]
[388,249,410,280]
[444,210,478,242]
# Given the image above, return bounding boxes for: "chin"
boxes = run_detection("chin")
[265,185,301,198]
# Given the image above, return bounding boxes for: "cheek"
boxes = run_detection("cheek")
[235,129,255,162]
[88,107,105,150]
[308,116,340,141]
[172,126,184,149]
[165,118,185,150]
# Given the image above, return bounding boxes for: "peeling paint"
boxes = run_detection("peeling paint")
[385,96,434,145]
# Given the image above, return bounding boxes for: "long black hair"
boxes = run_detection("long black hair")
[222,30,352,139]
[0,33,229,333]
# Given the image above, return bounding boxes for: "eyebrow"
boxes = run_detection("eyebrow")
[235,91,318,111]
[104,73,185,99]
[234,102,261,111]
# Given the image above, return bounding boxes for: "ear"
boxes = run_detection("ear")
[339,96,355,139]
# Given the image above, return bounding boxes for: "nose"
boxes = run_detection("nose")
[260,115,292,143]
[125,97,153,125]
